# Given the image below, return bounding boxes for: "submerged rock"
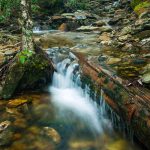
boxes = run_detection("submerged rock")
[32,104,54,124]
[7,99,28,108]
[43,127,61,144]
[106,139,128,150]
[37,35,74,49]
[0,121,11,133]
[0,120,13,146]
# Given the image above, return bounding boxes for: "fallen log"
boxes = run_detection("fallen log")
[74,52,150,149]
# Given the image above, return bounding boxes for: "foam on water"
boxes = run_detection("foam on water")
[49,59,106,134]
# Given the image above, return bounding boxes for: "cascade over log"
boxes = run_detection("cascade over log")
[74,52,150,149]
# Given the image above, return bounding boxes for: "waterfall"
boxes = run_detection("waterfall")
[49,58,112,134]
[49,57,134,141]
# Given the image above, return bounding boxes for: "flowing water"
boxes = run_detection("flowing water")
[0,29,144,149]
[49,58,142,150]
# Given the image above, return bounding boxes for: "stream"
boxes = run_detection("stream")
[47,58,142,150]
[0,29,145,149]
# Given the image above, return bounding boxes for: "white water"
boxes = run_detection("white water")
[49,58,113,134]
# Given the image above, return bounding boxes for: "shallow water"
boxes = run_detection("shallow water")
[0,58,144,150]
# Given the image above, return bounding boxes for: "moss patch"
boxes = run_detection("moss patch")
[1,48,54,99]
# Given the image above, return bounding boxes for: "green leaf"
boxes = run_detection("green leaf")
[19,55,26,64]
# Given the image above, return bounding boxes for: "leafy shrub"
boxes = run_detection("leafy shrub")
[65,0,88,10]
[130,0,142,9]
[0,0,20,22]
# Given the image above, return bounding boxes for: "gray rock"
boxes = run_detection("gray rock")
[99,26,112,32]
[120,26,132,35]
[139,11,150,19]
[141,72,150,84]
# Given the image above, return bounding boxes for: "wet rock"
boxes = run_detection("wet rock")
[0,100,6,111]
[4,50,16,56]
[7,99,28,108]
[118,34,132,42]
[120,26,132,35]
[69,140,95,149]
[28,126,41,135]
[51,16,67,22]
[107,57,121,65]
[143,53,150,58]
[122,43,133,51]
[13,118,27,129]
[132,59,146,65]
[99,26,112,32]
[108,17,121,25]
[11,141,30,150]
[12,133,22,141]
[38,35,74,49]
[0,121,11,133]
[0,53,5,65]
[98,32,111,42]
[140,64,150,84]
[139,11,150,19]
[1,46,54,99]
[93,20,106,27]
[98,55,108,62]
[43,127,61,144]
[141,64,150,74]
[140,37,150,46]
[61,13,75,19]
[141,72,150,84]
[76,26,99,32]
[0,120,13,146]
[33,104,54,124]
[106,139,128,150]
[135,30,150,39]
[58,23,68,31]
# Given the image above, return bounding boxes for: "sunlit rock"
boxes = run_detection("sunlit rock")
[106,139,128,150]
[77,26,99,32]
[107,57,121,65]
[43,127,61,144]
[7,99,28,108]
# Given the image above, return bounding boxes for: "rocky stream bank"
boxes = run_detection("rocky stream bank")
[0,0,150,149]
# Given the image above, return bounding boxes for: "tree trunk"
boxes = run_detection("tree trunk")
[20,0,33,51]
[0,0,54,99]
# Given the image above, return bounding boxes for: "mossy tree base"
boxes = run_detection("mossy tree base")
[1,46,54,99]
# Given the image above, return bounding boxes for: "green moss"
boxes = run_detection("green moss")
[134,1,150,13]
[130,0,142,9]
[98,72,105,78]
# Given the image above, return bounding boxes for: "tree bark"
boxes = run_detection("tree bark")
[0,0,54,99]
[20,0,33,51]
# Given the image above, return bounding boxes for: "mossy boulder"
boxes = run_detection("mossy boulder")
[1,46,54,99]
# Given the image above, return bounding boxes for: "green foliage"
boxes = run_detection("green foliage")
[130,0,142,9]
[134,1,150,12]
[0,0,20,22]
[65,0,87,10]
[18,49,33,64]
[31,4,40,14]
